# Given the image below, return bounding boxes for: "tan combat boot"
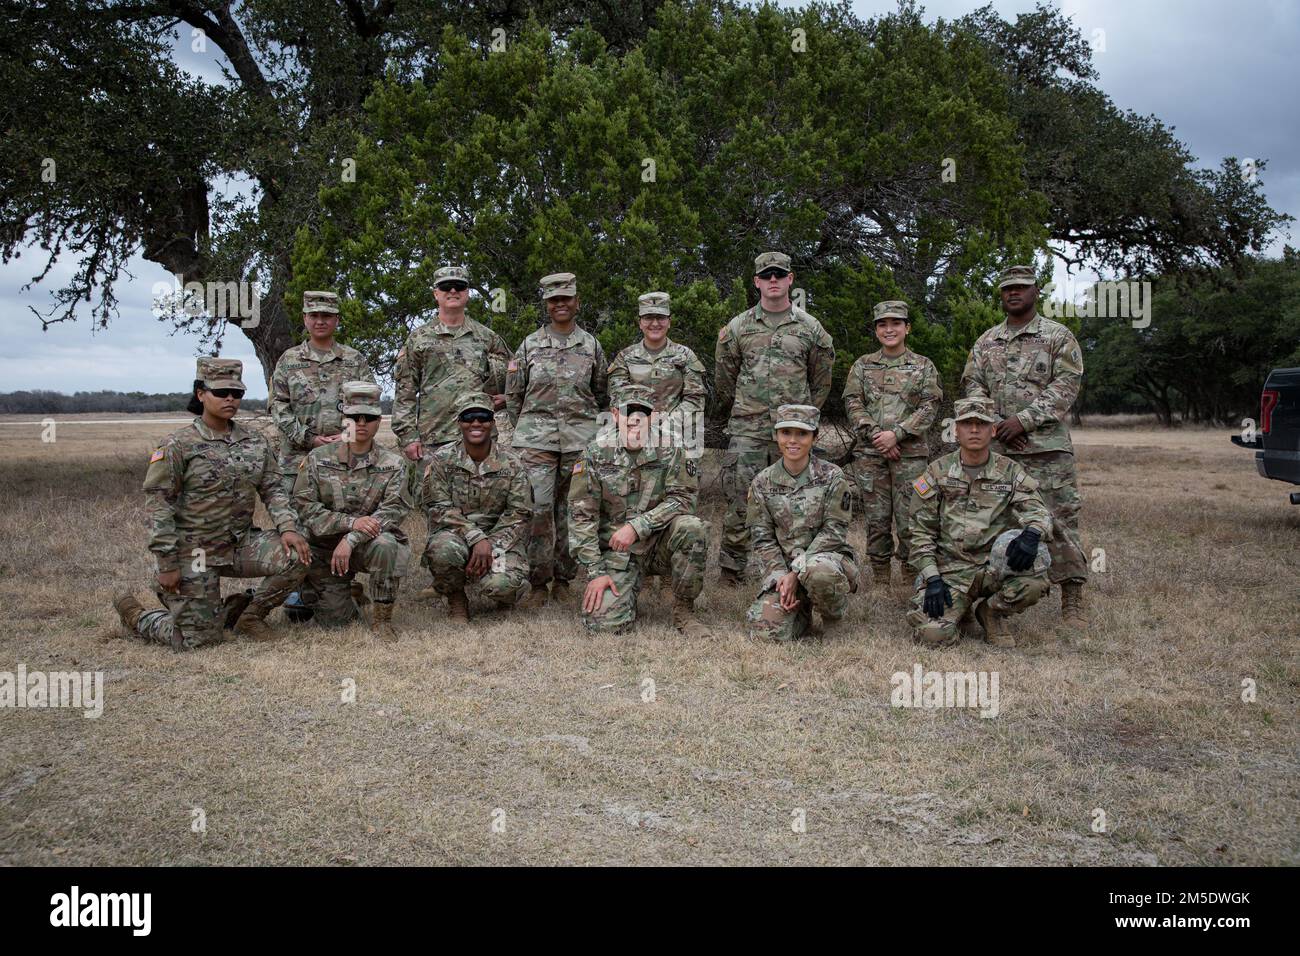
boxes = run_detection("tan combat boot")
[671,597,710,639]
[1060,581,1086,629]
[113,593,145,633]
[522,584,548,609]
[719,568,744,588]
[871,560,893,593]
[414,586,440,601]
[550,580,573,605]
[371,601,399,642]
[446,588,471,623]
[975,599,1015,648]
[234,605,276,642]
[350,581,371,609]
[221,589,254,629]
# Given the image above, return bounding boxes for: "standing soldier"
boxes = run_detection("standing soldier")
[293,382,413,642]
[392,265,512,468]
[715,252,834,586]
[843,300,942,591]
[270,291,375,494]
[422,392,534,621]
[112,358,310,649]
[607,291,707,451]
[745,404,858,642]
[961,265,1087,628]
[505,272,609,607]
[568,384,710,638]
[906,398,1052,647]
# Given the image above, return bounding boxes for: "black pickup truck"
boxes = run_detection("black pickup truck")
[1232,367,1300,504]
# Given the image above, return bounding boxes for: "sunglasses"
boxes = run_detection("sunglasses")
[347,414,381,424]
[437,281,469,292]
[208,388,244,399]
[756,270,790,280]
[459,412,494,424]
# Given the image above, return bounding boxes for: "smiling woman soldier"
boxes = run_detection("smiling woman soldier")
[112,358,311,650]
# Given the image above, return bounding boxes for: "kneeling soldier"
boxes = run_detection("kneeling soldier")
[422,392,533,620]
[745,404,858,641]
[905,397,1052,648]
[568,384,709,637]
[294,381,413,641]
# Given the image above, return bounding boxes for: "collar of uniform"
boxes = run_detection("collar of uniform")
[870,348,912,366]
[192,416,243,442]
[540,325,583,348]
[302,341,345,362]
[434,317,472,337]
[633,338,673,358]
[453,440,506,474]
[755,305,793,329]
[947,453,1001,481]
[772,456,818,488]
[995,313,1042,341]
[333,442,373,469]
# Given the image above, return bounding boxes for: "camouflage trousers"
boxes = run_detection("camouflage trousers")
[849,454,928,564]
[905,564,1048,646]
[134,531,306,650]
[583,515,708,633]
[719,436,781,574]
[423,531,531,607]
[305,532,410,625]
[516,447,580,586]
[1008,451,1087,584]
[746,552,858,642]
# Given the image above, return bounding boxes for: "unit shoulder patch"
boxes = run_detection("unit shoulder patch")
[912,474,936,499]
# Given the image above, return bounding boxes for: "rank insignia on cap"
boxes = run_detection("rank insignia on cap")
[150,448,165,463]
[912,475,934,498]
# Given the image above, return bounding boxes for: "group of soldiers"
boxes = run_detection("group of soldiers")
[112,254,1089,650]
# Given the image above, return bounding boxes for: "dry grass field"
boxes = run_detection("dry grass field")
[0,413,1296,866]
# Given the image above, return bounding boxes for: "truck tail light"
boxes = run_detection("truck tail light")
[1260,389,1280,435]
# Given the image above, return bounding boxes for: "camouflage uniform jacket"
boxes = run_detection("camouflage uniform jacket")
[843,347,942,459]
[607,339,707,417]
[144,417,299,573]
[392,316,511,447]
[568,440,699,580]
[421,441,532,555]
[961,315,1084,454]
[505,325,609,452]
[270,341,374,473]
[715,304,834,440]
[747,455,856,578]
[907,450,1052,582]
[293,442,413,548]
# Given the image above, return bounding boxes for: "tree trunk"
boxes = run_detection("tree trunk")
[243,280,295,390]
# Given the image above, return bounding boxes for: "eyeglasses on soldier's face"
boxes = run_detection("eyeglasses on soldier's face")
[756,269,790,280]
[437,281,469,292]
[347,414,381,424]
[459,411,493,424]
[208,388,245,399]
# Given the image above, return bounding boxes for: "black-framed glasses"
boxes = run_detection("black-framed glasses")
[459,411,494,424]
[437,281,469,292]
[348,414,381,424]
[208,388,245,399]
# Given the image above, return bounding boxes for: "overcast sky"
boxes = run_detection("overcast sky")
[2,0,1295,399]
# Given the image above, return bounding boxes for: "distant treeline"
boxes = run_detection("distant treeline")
[0,390,268,414]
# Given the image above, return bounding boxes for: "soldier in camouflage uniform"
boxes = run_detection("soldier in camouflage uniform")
[269,291,375,494]
[961,265,1088,628]
[422,392,534,621]
[843,300,943,590]
[505,271,609,606]
[393,265,512,471]
[745,404,859,642]
[906,397,1052,648]
[607,291,707,453]
[113,358,311,649]
[568,384,710,637]
[716,252,835,586]
[293,382,413,641]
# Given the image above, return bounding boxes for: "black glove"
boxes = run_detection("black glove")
[923,575,953,619]
[1005,527,1042,573]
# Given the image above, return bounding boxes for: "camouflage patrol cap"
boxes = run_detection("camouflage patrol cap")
[638,291,671,317]
[434,265,469,287]
[997,265,1039,289]
[773,403,820,432]
[339,380,382,417]
[754,251,792,275]
[612,383,656,415]
[540,272,578,299]
[873,300,909,323]
[988,529,1051,581]
[953,397,997,423]
[303,291,340,314]
[456,391,495,416]
[196,357,244,390]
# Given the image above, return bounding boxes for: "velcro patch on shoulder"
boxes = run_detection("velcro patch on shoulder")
[507,359,519,372]
[912,474,936,499]
[718,325,729,342]
[572,460,584,474]
[149,447,165,463]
